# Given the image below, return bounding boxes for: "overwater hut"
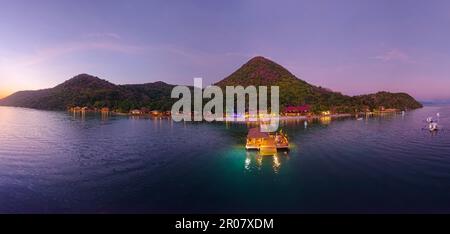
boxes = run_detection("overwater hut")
[246,128,269,150]
[130,109,142,115]
[246,128,290,152]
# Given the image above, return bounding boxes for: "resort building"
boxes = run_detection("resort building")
[246,128,269,150]
[321,110,331,116]
[283,105,310,116]
[140,107,150,114]
[150,110,160,116]
[362,106,371,113]
[130,109,142,115]
[246,128,289,155]
[69,106,82,112]
[69,106,93,113]
[81,106,93,112]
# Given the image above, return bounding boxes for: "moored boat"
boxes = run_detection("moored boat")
[429,122,439,131]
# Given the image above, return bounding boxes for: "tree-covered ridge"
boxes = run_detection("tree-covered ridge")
[215,56,422,113]
[354,92,423,110]
[0,74,176,112]
[0,57,423,113]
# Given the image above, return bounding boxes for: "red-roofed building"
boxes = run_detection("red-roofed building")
[283,105,311,115]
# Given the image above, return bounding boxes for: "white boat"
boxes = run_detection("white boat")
[429,122,438,131]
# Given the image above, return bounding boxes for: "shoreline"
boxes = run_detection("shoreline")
[0,105,404,121]
[279,113,352,121]
[69,110,402,120]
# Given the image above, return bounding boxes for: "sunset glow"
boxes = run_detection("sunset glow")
[2,0,450,221]
[0,90,11,99]
[1,0,450,101]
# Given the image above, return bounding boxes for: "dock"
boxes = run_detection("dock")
[245,128,289,155]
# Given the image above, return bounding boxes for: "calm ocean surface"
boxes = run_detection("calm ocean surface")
[0,106,449,213]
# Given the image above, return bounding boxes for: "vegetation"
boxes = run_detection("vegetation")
[0,57,423,113]
[0,74,175,112]
[215,56,423,114]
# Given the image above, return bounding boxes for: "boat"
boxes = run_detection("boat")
[429,122,439,131]
[426,116,439,131]
[245,128,290,153]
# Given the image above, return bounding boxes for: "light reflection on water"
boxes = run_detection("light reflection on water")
[244,150,290,174]
[1,106,450,213]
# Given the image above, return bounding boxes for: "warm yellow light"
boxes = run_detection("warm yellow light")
[0,90,12,99]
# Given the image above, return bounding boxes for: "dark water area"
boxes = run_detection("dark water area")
[0,106,449,213]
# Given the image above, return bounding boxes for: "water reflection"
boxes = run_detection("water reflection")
[430,130,439,137]
[272,155,281,173]
[72,111,86,121]
[244,151,289,174]
[101,112,110,121]
[244,156,251,170]
[319,116,331,125]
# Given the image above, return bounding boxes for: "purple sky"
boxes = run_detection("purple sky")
[1,0,450,100]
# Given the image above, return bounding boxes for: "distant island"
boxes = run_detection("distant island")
[0,56,422,114]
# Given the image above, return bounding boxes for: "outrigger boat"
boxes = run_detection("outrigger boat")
[429,121,439,131]
[426,116,439,132]
[245,128,289,155]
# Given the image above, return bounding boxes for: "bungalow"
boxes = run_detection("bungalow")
[150,110,160,116]
[246,128,270,150]
[283,105,310,116]
[321,110,331,116]
[140,107,150,114]
[69,106,82,112]
[361,106,371,113]
[101,107,110,113]
[130,109,142,115]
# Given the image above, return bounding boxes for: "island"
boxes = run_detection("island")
[0,56,422,117]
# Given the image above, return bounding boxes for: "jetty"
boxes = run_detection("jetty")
[246,128,289,155]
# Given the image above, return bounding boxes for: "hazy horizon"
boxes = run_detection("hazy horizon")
[2,0,450,100]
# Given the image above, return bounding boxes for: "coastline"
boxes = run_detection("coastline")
[67,109,403,120]
[279,113,352,121]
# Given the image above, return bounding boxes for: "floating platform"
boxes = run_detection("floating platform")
[245,128,290,154]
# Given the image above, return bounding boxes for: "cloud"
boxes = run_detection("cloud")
[371,49,415,63]
[225,52,263,58]
[84,32,121,40]
[5,39,218,70]
[17,41,145,67]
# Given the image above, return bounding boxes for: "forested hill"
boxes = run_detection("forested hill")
[0,74,175,112]
[0,57,423,113]
[215,56,422,112]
